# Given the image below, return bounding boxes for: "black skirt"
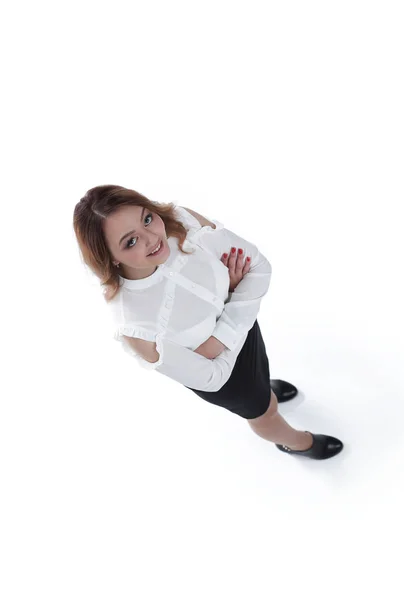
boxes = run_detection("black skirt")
[184,319,271,419]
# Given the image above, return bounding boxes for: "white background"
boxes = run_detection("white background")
[1,1,403,598]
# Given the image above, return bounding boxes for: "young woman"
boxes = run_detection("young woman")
[73,184,343,460]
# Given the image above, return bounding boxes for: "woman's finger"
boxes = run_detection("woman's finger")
[242,257,251,274]
[227,247,237,268]
[236,249,245,271]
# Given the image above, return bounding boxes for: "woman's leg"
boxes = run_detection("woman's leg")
[247,390,313,451]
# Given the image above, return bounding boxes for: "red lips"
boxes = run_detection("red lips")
[148,239,162,256]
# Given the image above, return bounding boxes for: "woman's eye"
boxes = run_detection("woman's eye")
[125,213,153,248]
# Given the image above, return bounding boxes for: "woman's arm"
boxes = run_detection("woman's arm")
[179,205,271,352]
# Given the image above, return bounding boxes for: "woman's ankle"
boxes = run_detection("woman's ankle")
[287,431,313,451]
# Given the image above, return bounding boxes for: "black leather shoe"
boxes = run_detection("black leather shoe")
[276,432,343,460]
[270,379,298,402]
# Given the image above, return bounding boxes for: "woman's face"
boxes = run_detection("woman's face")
[104,205,170,280]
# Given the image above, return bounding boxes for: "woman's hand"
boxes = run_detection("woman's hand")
[194,248,251,358]
[221,247,251,292]
[194,336,227,359]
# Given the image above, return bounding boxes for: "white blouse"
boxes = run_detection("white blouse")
[106,206,272,392]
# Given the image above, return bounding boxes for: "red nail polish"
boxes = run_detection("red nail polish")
[231,247,236,253]
[247,257,251,261]
[238,248,242,254]
[223,253,228,258]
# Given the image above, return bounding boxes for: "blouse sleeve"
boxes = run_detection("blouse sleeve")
[113,324,247,392]
[178,207,272,352]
